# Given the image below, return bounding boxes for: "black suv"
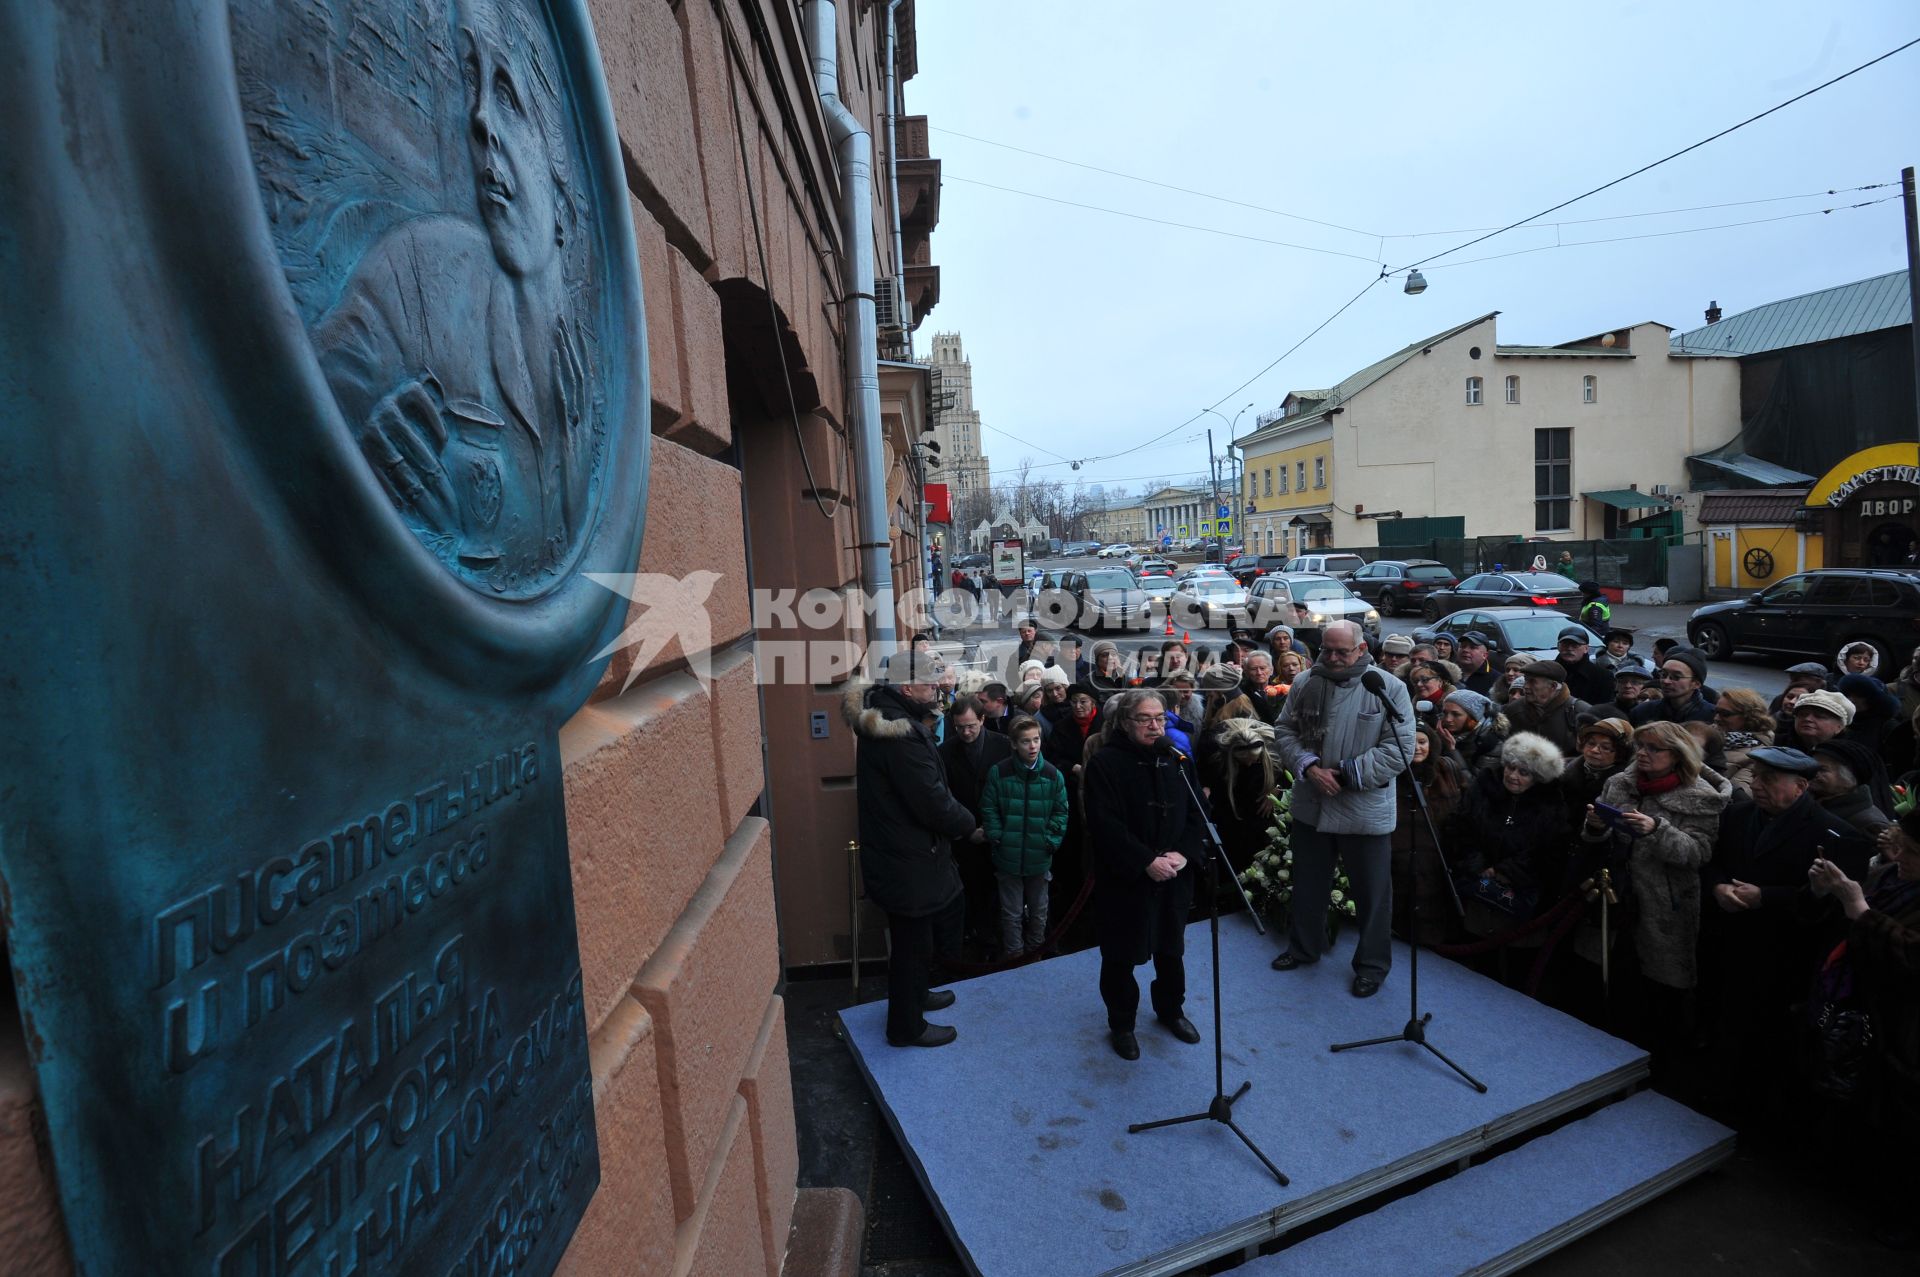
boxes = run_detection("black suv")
[1226,553,1289,585]
[1687,568,1920,678]
[1348,559,1460,616]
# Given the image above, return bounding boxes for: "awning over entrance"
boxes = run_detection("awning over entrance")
[1686,450,1816,489]
[1582,488,1659,510]
[1286,511,1331,527]
[1696,489,1811,526]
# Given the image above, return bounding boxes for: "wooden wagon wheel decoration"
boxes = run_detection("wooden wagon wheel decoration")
[1743,546,1775,579]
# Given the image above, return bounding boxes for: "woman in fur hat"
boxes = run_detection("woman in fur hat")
[1447,732,1573,938]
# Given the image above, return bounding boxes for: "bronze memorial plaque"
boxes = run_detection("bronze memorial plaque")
[0,1,647,1273]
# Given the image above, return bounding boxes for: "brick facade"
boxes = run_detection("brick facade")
[0,1,935,1272]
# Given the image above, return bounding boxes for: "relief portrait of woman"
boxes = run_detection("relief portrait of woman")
[313,0,601,595]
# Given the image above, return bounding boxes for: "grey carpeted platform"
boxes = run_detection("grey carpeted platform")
[1245,1089,1733,1275]
[839,914,1672,1276]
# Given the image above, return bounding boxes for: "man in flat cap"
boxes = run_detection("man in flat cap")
[1701,746,1870,1120]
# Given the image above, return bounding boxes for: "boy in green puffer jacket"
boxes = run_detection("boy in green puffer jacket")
[980,715,1071,957]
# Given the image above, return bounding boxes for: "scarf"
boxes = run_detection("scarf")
[1288,653,1374,751]
[1072,703,1097,730]
[1635,770,1683,796]
[1725,730,1766,750]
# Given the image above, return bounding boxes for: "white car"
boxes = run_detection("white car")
[1097,543,1133,559]
[1169,577,1253,629]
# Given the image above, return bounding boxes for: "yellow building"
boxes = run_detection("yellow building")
[1238,391,1337,557]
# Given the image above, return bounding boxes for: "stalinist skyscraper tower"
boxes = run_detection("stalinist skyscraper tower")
[928,332,991,510]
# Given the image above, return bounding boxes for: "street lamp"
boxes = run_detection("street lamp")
[1403,269,1428,296]
[1200,401,1255,545]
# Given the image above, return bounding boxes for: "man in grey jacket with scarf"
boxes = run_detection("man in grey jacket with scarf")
[1269,621,1415,997]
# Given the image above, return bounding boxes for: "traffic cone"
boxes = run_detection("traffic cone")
[1181,631,1191,645]
[1164,613,1175,636]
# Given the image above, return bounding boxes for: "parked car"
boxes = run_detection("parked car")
[1019,569,1070,613]
[1347,559,1460,616]
[1687,568,1920,678]
[1063,540,1101,557]
[1135,557,1178,576]
[1428,607,1604,662]
[1097,543,1134,559]
[1169,577,1255,630]
[1055,567,1156,632]
[1245,573,1382,646]
[1226,553,1290,586]
[1421,571,1581,621]
[951,553,989,570]
[1282,552,1366,581]
[1135,563,1179,603]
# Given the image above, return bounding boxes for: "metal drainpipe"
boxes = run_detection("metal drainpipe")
[885,0,909,360]
[804,0,896,655]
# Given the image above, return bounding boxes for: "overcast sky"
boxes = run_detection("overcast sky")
[906,1,1920,499]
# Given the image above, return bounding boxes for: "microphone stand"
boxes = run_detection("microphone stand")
[1127,746,1289,1185]
[1327,683,1488,1093]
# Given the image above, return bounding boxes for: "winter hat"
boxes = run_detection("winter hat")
[1578,717,1634,752]
[878,649,944,684]
[1016,659,1047,683]
[1382,633,1415,656]
[1521,660,1568,685]
[1613,663,1653,684]
[1837,673,1897,713]
[1213,717,1275,750]
[1442,689,1494,725]
[1660,647,1708,683]
[1196,665,1243,692]
[1785,661,1830,687]
[1793,689,1855,726]
[1503,653,1532,671]
[1499,732,1566,781]
[1039,665,1071,687]
[1430,658,1463,684]
[1748,746,1819,777]
[1014,680,1046,703]
[1811,738,1879,785]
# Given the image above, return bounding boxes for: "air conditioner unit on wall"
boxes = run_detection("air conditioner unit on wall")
[874,278,911,333]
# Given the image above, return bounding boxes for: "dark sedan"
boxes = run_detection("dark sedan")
[1687,568,1920,679]
[1422,571,1581,621]
[1428,607,1604,662]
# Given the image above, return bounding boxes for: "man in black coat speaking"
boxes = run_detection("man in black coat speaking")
[845,650,978,1048]
[1084,687,1207,1060]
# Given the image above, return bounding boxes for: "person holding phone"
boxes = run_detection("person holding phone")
[1575,721,1732,1067]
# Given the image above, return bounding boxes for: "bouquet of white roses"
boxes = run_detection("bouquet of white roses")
[1239,783,1357,939]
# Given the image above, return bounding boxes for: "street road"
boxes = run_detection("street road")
[938,557,1789,702]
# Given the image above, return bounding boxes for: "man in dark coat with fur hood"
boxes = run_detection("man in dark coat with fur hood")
[846,650,978,1047]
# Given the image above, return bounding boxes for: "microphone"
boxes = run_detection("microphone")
[1359,668,1404,722]
[1155,736,1189,761]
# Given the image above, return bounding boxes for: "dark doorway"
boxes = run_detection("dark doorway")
[1865,519,1918,566]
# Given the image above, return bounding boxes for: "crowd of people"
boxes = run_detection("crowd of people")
[846,616,1920,1243]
